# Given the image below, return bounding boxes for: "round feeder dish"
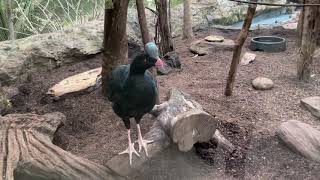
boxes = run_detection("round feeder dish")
[249,36,286,53]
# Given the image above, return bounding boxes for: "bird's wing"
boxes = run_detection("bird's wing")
[106,65,129,102]
[146,70,158,97]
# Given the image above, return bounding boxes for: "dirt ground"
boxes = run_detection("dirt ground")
[10,26,320,179]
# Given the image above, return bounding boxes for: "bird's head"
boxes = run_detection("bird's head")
[130,42,164,74]
[144,42,164,69]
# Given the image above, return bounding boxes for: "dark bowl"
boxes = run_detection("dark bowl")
[249,36,287,53]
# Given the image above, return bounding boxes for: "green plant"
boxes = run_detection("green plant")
[0,0,105,41]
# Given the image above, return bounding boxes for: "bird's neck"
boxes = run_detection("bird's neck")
[129,65,146,75]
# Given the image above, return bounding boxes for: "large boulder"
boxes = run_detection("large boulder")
[301,96,320,118]
[276,120,320,162]
[0,21,140,84]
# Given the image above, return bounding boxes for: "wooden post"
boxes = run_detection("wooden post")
[225,0,257,96]
[297,0,319,81]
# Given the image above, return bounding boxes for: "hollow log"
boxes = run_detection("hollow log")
[155,89,218,152]
[0,112,123,180]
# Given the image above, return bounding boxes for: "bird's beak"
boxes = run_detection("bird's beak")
[155,58,164,68]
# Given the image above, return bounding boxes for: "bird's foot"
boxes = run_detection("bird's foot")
[136,138,153,157]
[118,142,140,165]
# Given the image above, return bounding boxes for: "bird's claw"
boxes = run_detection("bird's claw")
[119,142,140,165]
[136,139,153,157]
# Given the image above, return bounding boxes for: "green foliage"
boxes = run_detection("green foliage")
[0,0,105,41]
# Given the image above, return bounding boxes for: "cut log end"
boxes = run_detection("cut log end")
[172,109,217,152]
[156,89,218,152]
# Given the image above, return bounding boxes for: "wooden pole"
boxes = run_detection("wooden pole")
[297,0,319,81]
[225,0,257,96]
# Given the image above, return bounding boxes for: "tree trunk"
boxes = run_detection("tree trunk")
[183,0,193,39]
[102,0,129,95]
[5,0,15,40]
[0,113,123,180]
[155,0,174,55]
[136,0,151,45]
[297,0,319,81]
[168,0,172,35]
[225,0,257,96]
[297,0,305,46]
[316,7,320,46]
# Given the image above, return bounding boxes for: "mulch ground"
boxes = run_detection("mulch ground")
[10,26,320,179]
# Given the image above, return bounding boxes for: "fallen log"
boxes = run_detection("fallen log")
[47,67,102,99]
[105,89,218,176]
[0,112,123,180]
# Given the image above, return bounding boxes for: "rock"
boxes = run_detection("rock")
[301,96,320,118]
[205,35,224,42]
[0,88,12,115]
[276,120,320,162]
[252,77,274,90]
[189,39,235,55]
[282,22,298,30]
[163,51,181,69]
[0,20,141,84]
[241,52,256,65]
[314,48,320,59]
[2,86,19,99]
[157,63,173,75]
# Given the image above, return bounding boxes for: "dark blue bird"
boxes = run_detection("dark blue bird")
[106,42,164,164]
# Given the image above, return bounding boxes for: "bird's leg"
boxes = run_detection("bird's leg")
[136,124,153,157]
[119,129,140,165]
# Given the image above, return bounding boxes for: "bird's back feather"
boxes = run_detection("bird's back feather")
[106,65,158,119]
